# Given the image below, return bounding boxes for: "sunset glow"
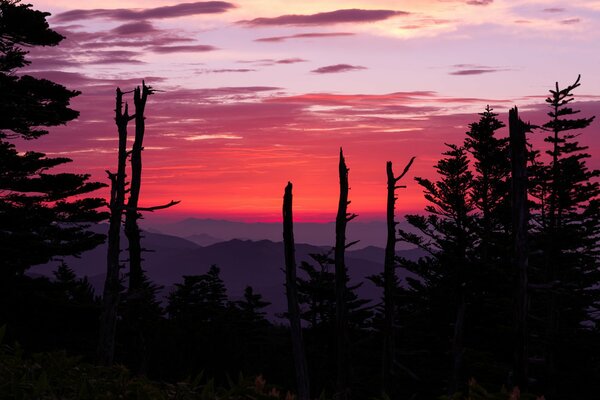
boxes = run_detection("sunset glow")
[24,0,600,221]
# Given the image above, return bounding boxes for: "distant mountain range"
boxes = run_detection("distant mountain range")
[144,217,419,249]
[32,220,424,319]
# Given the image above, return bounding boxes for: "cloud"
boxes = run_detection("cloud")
[111,21,158,35]
[255,32,354,42]
[184,134,243,141]
[53,2,236,22]
[239,9,408,27]
[450,69,501,76]
[449,64,509,76]
[204,68,256,73]
[148,44,218,53]
[237,58,308,66]
[399,18,452,30]
[275,58,307,64]
[542,7,565,13]
[311,64,367,74]
[560,18,580,25]
[466,0,493,5]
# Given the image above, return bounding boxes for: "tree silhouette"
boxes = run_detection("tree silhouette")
[528,76,600,397]
[399,144,475,395]
[508,107,530,390]
[334,148,359,400]
[0,0,106,280]
[380,157,414,396]
[283,182,310,400]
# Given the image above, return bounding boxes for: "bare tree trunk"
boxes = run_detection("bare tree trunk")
[335,148,356,400]
[123,82,153,373]
[509,106,529,390]
[283,182,311,400]
[125,82,151,299]
[382,158,414,396]
[98,88,129,366]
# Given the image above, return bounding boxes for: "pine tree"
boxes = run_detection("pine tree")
[527,76,600,397]
[0,0,106,280]
[398,144,475,395]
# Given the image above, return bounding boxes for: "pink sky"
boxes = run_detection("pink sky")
[21,0,600,221]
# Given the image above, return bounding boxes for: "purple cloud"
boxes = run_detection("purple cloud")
[111,21,158,35]
[206,68,256,73]
[466,0,493,5]
[543,7,565,13]
[255,32,355,42]
[561,18,580,25]
[311,64,367,74]
[148,44,218,53]
[53,2,235,22]
[237,58,308,66]
[450,69,501,76]
[240,9,408,27]
[450,64,510,76]
[276,58,307,64]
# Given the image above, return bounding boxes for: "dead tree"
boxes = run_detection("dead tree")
[335,148,357,400]
[98,83,178,367]
[98,88,131,365]
[381,158,414,395]
[509,107,529,390]
[125,82,153,300]
[124,82,178,372]
[283,182,310,400]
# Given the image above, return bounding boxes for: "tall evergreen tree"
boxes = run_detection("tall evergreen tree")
[527,76,600,397]
[0,0,106,279]
[398,144,475,395]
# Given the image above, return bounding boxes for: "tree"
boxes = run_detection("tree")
[334,148,357,400]
[0,0,106,280]
[527,76,600,397]
[283,182,310,400]
[380,158,414,396]
[508,107,530,390]
[398,144,475,395]
[97,88,130,366]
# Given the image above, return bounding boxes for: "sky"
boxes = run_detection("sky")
[20,0,600,221]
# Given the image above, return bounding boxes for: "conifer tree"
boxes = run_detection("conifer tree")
[398,144,475,394]
[0,0,106,280]
[527,76,600,397]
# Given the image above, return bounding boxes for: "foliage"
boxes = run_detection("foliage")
[0,0,107,278]
[0,328,297,400]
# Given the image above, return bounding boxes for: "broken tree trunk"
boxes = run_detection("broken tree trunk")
[382,158,414,396]
[283,182,311,400]
[125,82,151,299]
[509,106,529,390]
[123,81,153,373]
[98,88,130,366]
[335,148,355,400]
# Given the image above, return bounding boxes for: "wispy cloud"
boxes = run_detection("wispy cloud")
[53,1,236,22]
[466,0,493,5]
[239,9,408,27]
[111,21,158,35]
[560,18,580,25]
[148,44,218,53]
[184,134,243,141]
[449,64,510,76]
[542,7,565,13]
[311,64,367,74]
[255,32,354,42]
[204,68,256,73]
